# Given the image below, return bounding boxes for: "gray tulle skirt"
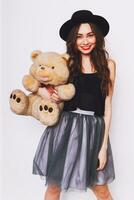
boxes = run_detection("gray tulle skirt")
[32,109,115,192]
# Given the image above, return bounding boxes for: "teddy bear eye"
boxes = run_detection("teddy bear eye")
[51,66,55,69]
[39,64,42,67]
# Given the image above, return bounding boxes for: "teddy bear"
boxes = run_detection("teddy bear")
[9,50,75,126]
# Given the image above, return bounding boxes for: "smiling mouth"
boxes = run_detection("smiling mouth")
[81,46,91,50]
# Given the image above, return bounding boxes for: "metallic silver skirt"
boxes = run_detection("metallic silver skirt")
[32,108,115,192]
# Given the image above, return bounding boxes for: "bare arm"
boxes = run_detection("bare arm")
[96,58,116,171]
[101,59,116,150]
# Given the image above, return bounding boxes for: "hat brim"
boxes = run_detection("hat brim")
[59,15,110,41]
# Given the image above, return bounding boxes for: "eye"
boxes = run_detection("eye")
[77,35,82,38]
[51,66,55,69]
[39,64,42,67]
[88,34,95,37]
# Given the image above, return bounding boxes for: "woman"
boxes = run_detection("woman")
[33,10,116,200]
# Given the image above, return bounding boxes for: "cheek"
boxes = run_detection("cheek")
[76,37,84,46]
[92,42,96,48]
[76,39,80,47]
[92,37,96,44]
[90,43,96,51]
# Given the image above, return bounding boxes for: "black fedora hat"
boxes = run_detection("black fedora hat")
[59,10,110,41]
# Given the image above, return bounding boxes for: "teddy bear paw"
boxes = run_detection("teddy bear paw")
[22,75,40,92]
[9,89,29,115]
[38,100,60,126]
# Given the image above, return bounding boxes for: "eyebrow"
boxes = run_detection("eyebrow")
[77,31,94,35]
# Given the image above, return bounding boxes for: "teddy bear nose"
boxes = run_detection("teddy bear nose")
[41,67,45,70]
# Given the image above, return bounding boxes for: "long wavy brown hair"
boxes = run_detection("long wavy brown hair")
[66,22,112,97]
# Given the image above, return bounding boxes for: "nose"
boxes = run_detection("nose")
[82,37,89,45]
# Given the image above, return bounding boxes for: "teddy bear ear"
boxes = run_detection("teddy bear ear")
[61,53,70,61]
[31,50,42,61]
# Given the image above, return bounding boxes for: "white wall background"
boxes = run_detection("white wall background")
[1,0,134,199]
[1,1,3,199]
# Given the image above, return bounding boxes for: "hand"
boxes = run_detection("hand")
[50,89,63,104]
[96,147,107,171]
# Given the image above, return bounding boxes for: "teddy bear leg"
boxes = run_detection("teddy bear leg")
[38,99,60,126]
[9,89,29,115]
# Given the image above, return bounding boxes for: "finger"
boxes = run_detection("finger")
[52,97,60,102]
[50,97,57,102]
[53,89,58,94]
[51,100,61,104]
[101,162,106,170]
[51,96,61,103]
[96,167,101,171]
[51,95,60,101]
[96,162,105,171]
[96,160,102,170]
[52,92,56,97]
[51,98,58,103]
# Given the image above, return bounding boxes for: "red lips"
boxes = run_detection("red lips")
[81,46,91,50]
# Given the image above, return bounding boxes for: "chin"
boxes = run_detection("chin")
[80,50,92,55]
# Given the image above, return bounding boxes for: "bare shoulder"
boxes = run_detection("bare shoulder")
[107,58,116,70]
[107,58,116,81]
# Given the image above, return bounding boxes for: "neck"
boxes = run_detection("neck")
[81,54,94,72]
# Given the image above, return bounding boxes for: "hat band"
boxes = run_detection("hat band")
[72,16,94,24]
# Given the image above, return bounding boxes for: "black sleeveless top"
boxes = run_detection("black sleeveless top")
[63,72,106,116]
